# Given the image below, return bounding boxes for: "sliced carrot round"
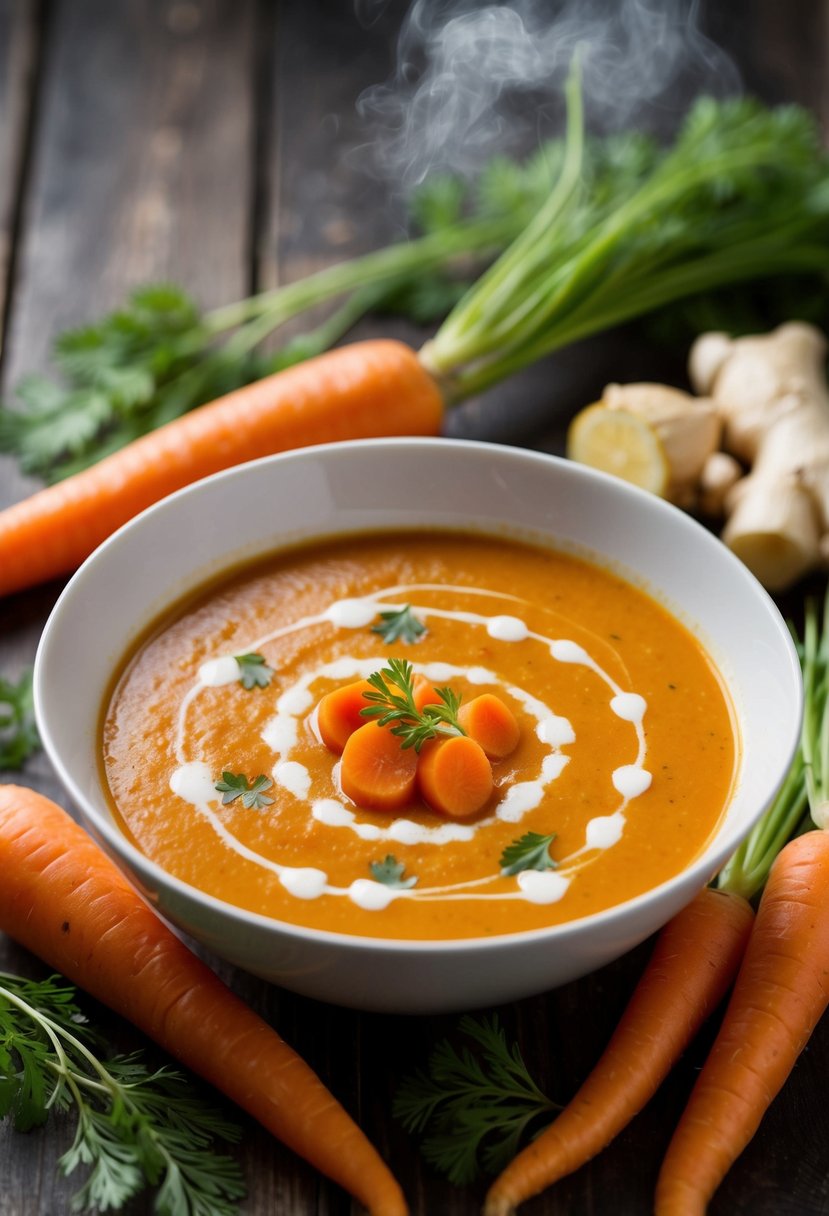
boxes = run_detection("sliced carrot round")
[458,693,520,760]
[417,735,493,819]
[340,721,418,812]
[412,674,442,712]
[317,680,374,754]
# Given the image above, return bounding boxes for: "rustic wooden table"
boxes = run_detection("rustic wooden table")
[1,2,828,1213]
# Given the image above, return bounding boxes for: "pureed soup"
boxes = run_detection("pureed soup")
[102,531,738,941]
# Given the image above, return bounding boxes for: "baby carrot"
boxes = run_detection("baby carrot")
[483,886,753,1215]
[457,694,520,760]
[417,734,493,819]
[655,830,829,1216]
[0,340,443,598]
[318,679,375,754]
[340,721,419,811]
[0,784,408,1216]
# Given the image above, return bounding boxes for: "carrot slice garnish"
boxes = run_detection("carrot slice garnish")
[340,721,418,812]
[417,735,493,819]
[458,693,520,760]
[317,679,374,754]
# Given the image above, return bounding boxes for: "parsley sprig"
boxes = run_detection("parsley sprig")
[0,667,40,771]
[500,832,558,876]
[394,1014,558,1184]
[360,659,465,752]
[214,772,274,809]
[369,855,418,889]
[371,605,427,645]
[0,971,245,1214]
[234,653,274,690]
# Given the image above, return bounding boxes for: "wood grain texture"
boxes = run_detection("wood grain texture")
[2,1,829,1213]
[0,0,40,351]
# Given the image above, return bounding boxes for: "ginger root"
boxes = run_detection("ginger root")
[599,383,721,509]
[690,322,829,591]
[569,321,829,591]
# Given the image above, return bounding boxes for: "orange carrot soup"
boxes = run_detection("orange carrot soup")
[101,531,738,940]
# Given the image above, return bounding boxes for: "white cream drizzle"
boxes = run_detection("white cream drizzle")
[169,582,653,911]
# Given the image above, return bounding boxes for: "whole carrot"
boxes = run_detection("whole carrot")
[0,339,443,597]
[0,784,408,1216]
[655,830,829,1216]
[483,887,754,1216]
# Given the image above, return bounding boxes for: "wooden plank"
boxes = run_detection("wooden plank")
[0,1,261,1212]
[0,0,40,349]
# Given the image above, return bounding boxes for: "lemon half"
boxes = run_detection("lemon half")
[567,404,670,498]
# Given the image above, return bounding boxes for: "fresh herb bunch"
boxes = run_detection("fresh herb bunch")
[0,667,39,770]
[0,971,245,1214]
[394,1014,557,1184]
[360,658,465,751]
[0,164,541,482]
[424,73,829,398]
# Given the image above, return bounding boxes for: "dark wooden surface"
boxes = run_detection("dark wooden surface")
[1,2,828,1213]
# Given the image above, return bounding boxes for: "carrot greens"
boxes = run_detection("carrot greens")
[394,1015,557,1185]
[423,70,829,400]
[0,971,245,1214]
[716,593,825,901]
[0,668,39,771]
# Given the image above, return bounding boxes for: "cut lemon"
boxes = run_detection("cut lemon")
[567,403,670,497]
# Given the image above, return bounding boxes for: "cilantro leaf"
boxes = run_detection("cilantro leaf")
[369,855,418,889]
[499,832,558,876]
[214,772,274,810]
[234,653,275,690]
[0,668,40,771]
[371,605,427,645]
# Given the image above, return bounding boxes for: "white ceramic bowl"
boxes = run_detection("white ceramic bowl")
[35,439,801,1013]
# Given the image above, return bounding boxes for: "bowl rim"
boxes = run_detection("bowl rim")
[35,436,804,955]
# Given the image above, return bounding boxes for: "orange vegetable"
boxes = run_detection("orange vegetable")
[484,886,753,1215]
[412,674,442,712]
[457,693,520,760]
[417,734,493,819]
[318,679,375,754]
[340,721,419,812]
[0,340,443,598]
[655,831,829,1216]
[0,784,408,1216]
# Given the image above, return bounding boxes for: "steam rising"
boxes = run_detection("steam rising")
[357,0,740,189]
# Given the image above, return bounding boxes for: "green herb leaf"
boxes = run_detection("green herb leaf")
[500,832,558,876]
[371,605,427,645]
[0,668,40,771]
[0,971,245,1213]
[214,772,274,810]
[394,1014,557,1184]
[369,855,418,889]
[360,658,465,751]
[234,653,275,690]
